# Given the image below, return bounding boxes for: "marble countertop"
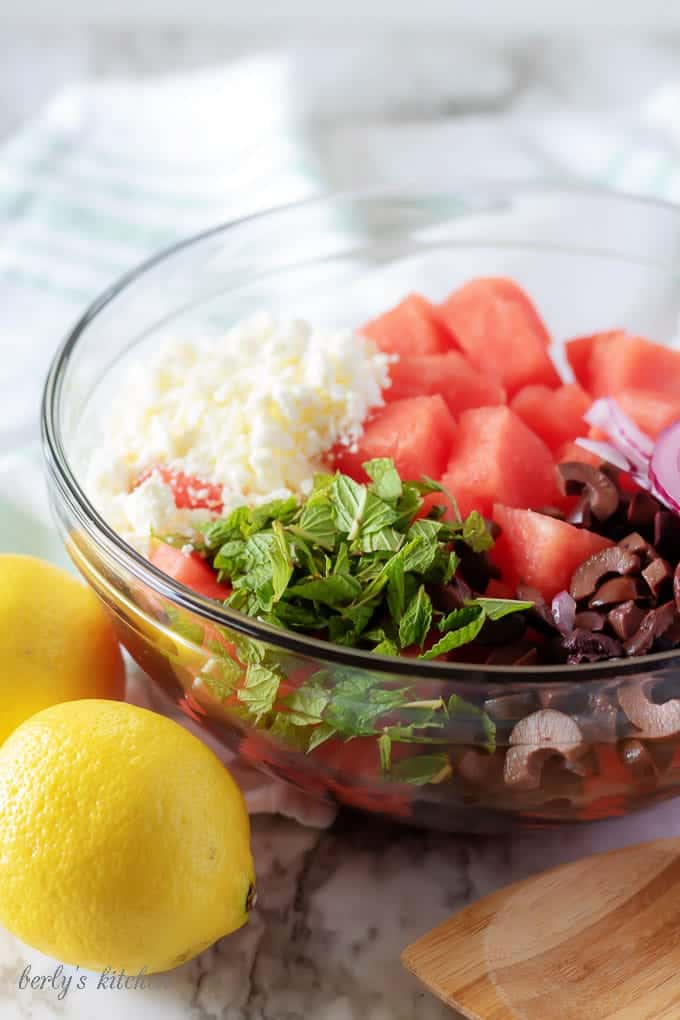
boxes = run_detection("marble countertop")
[5,24,680,1020]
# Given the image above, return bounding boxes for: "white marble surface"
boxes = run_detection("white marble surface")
[5,25,680,1020]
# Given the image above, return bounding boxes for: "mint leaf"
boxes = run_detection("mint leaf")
[228,631,264,665]
[391,754,452,786]
[372,638,399,656]
[202,506,251,548]
[288,573,362,607]
[312,472,335,494]
[246,496,298,535]
[272,601,325,630]
[332,473,367,539]
[291,501,337,551]
[360,492,400,536]
[320,672,409,736]
[393,483,423,527]
[469,597,534,621]
[399,585,432,649]
[386,555,405,622]
[333,542,351,575]
[166,606,205,646]
[419,606,486,659]
[402,530,438,573]
[280,686,329,726]
[364,458,402,501]
[359,527,404,554]
[270,521,293,602]
[462,510,493,552]
[237,663,281,720]
[439,604,485,634]
[214,538,247,574]
[378,732,392,772]
[307,722,337,751]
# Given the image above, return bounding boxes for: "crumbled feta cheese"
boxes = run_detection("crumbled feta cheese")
[86,313,391,547]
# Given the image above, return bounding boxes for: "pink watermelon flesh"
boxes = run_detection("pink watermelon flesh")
[361,293,455,358]
[332,394,456,483]
[510,383,591,451]
[432,406,558,520]
[615,388,680,440]
[438,279,560,396]
[491,504,613,602]
[567,330,680,400]
[385,350,506,417]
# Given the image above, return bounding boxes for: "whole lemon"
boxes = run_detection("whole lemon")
[0,555,125,743]
[0,699,255,973]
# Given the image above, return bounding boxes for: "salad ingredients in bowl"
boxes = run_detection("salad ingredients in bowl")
[42,186,680,832]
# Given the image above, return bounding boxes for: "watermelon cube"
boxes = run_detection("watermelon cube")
[439,278,560,396]
[385,350,506,417]
[332,394,456,483]
[491,504,613,602]
[510,383,591,451]
[615,388,680,440]
[436,406,558,520]
[567,330,680,400]
[361,293,455,358]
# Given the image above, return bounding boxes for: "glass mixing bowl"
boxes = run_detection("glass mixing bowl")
[42,185,680,832]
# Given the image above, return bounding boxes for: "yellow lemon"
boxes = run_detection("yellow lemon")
[0,555,125,742]
[0,699,255,973]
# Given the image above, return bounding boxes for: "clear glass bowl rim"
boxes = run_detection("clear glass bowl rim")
[40,181,680,683]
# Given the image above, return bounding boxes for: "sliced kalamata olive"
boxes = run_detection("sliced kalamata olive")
[570,547,641,601]
[484,691,540,720]
[624,602,677,656]
[618,677,680,738]
[573,610,605,631]
[431,578,472,614]
[642,557,673,599]
[618,531,656,563]
[457,545,499,592]
[476,611,527,647]
[536,505,567,521]
[674,562,680,615]
[656,618,680,651]
[567,497,593,529]
[562,628,624,663]
[588,575,644,609]
[608,600,646,640]
[627,491,662,531]
[504,709,589,790]
[556,462,620,521]
[655,511,680,561]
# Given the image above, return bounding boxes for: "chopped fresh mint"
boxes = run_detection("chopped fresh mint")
[165,458,532,663]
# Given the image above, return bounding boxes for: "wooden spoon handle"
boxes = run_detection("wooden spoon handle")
[403,838,680,1020]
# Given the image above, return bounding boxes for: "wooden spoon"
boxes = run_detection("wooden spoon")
[402,837,680,1019]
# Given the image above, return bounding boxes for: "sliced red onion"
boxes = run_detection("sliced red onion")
[551,590,576,635]
[650,421,680,514]
[574,437,631,473]
[584,397,654,471]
